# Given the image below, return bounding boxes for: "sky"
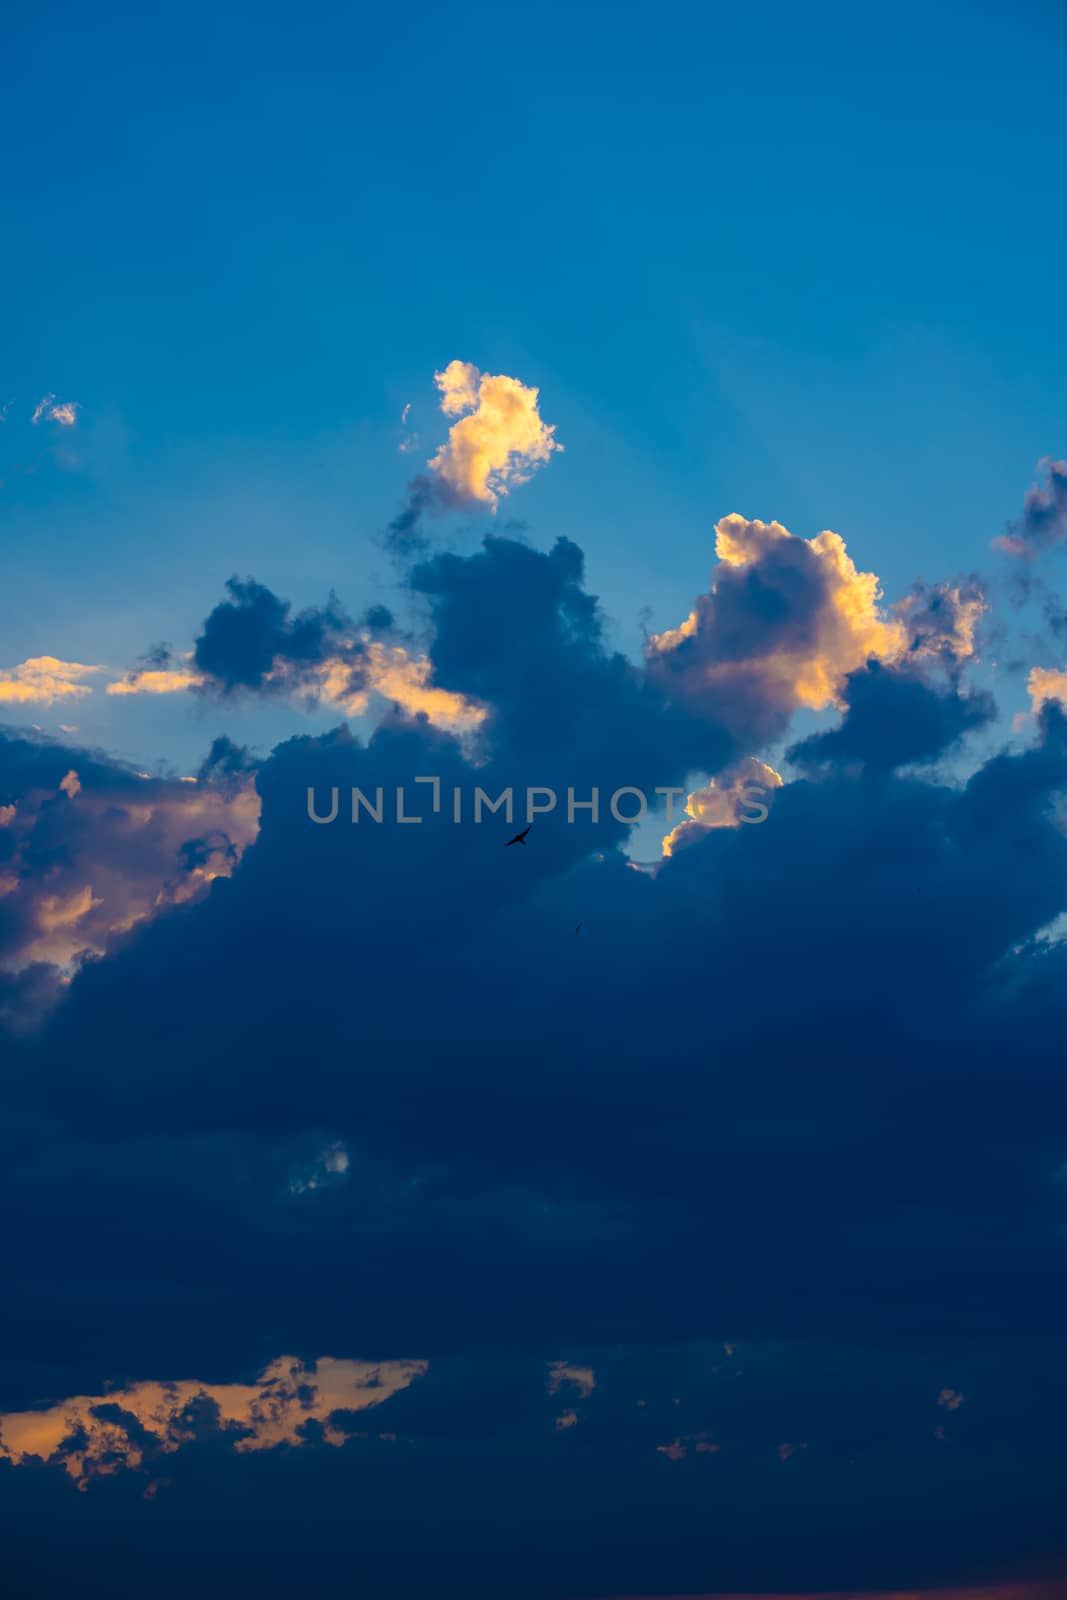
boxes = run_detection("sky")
[3,2,1067,1596]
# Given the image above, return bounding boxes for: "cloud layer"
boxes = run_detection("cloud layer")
[3,458,1067,1595]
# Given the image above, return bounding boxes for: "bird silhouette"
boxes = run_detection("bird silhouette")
[504,824,532,847]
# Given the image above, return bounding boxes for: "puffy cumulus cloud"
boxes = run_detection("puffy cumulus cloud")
[0,1354,426,1487]
[663,757,782,856]
[435,358,482,416]
[994,457,1067,558]
[427,359,562,509]
[387,362,561,545]
[0,655,102,705]
[0,731,259,975]
[648,514,907,742]
[31,393,80,426]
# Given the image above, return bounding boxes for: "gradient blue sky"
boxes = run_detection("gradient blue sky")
[5,0,1065,770]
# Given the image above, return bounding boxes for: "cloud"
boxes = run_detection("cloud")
[994,458,1067,558]
[647,515,907,742]
[289,1138,351,1195]
[107,665,204,696]
[0,656,102,705]
[427,360,562,510]
[8,512,1067,1592]
[31,394,80,427]
[546,1361,596,1399]
[788,660,996,772]
[194,578,350,693]
[1027,665,1067,716]
[656,1430,719,1460]
[386,362,561,544]
[109,588,487,735]
[894,577,986,667]
[0,731,260,973]
[663,757,782,855]
[0,1354,426,1487]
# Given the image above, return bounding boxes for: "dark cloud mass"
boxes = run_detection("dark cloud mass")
[788,659,996,769]
[193,575,352,692]
[2,520,1067,1598]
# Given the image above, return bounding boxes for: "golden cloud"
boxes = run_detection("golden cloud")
[647,515,978,741]
[107,666,205,696]
[663,757,783,857]
[355,641,488,733]
[0,1354,427,1488]
[0,656,102,705]
[428,359,562,508]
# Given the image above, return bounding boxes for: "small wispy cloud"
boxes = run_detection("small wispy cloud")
[993,457,1067,559]
[31,393,80,427]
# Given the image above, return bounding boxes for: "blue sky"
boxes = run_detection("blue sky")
[3,4,1067,1597]
[4,0,1065,769]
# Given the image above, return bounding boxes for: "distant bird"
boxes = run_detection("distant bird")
[504,824,532,847]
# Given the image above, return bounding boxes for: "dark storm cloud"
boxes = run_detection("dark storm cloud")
[4,525,1067,1594]
[788,659,996,770]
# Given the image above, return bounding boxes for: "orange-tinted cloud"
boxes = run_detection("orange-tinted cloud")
[0,764,260,972]
[110,638,488,736]
[648,517,984,748]
[107,665,204,696]
[1026,666,1067,716]
[648,515,905,739]
[663,757,782,856]
[0,1354,427,1488]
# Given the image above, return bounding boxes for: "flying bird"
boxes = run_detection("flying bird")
[504,824,532,847]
